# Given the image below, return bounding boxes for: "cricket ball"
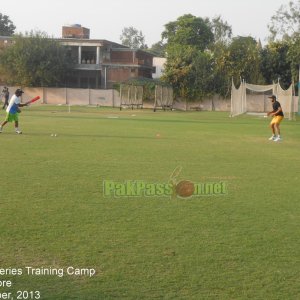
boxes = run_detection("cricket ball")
[175,180,195,198]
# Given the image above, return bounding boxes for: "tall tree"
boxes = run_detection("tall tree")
[268,0,300,41]
[0,13,16,36]
[260,41,292,88]
[210,15,232,44]
[161,14,215,100]
[209,16,232,96]
[0,31,73,86]
[286,38,300,84]
[120,27,147,49]
[227,36,263,85]
[210,42,231,97]
[162,14,214,51]
[162,44,213,100]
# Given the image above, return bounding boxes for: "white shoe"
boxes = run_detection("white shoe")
[15,130,22,134]
[273,137,282,142]
[268,136,276,141]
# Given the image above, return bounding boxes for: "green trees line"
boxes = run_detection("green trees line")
[158,13,300,100]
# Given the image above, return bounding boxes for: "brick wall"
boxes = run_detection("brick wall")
[110,50,153,66]
[111,51,135,63]
[62,26,90,39]
[108,68,131,82]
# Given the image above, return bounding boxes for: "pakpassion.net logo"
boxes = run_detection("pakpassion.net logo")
[103,167,227,199]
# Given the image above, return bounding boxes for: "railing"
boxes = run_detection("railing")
[103,58,151,66]
[81,58,96,64]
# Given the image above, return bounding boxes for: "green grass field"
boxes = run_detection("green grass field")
[0,105,299,299]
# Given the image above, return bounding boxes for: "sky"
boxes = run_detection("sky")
[1,0,289,45]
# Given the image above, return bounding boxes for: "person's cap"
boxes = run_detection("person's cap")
[15,89,24,94]
[268,95,276,100]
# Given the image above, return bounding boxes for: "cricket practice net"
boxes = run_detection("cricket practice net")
[231,81,295,120]
[120,84,143,110]
[153,85,174,112]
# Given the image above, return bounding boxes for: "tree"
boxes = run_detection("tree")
[0,31,73,87]
[162,14,214,51]
[260,41,292,88]
[209,15,232,44]
[162,44,213,100]
[286,38,300,84]
[208,16,232,96]
[161,14,215,100]
[120,27,147,49]
[148,41,166,57]
[227,36,263,85]
[268,0,300,41]
[210,42,231,97]
[0,13,16,36]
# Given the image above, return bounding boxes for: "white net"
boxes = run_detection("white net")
[230,80,246,117]
[120,84,143,110]
[277,84,294,120]
[153,85,174,112]
[231,81,295,120]
[132,86,143,107]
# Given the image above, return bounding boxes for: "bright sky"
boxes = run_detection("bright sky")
[1,0,288,45]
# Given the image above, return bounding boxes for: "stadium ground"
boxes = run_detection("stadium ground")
[0,106,299,299]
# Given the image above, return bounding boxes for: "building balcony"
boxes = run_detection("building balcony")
[103,58,151,66]
[74,64,101,70]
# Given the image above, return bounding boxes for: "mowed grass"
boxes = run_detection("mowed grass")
[0,105,299,299]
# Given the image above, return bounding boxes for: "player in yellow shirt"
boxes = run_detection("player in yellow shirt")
[267,95,284,142]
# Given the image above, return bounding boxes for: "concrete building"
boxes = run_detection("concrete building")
[152,57,166,79]
[59,24,154,89]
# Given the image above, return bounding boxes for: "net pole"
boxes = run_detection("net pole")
[298,65,300,115]
[291,80,295,120]
[161,85,163,110]
[135,86,137,108]
[154,85,157,112]
[230,78,233,117]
